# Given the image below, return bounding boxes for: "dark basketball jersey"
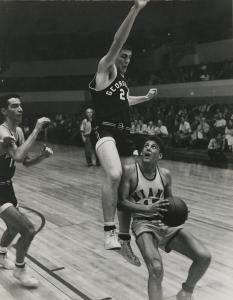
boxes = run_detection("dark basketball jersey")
[89,73,131,126]
[0,125,20,181]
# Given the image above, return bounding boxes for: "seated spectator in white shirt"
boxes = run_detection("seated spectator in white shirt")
[225,119,233,152]
[214,112,226,134]
[136,119,148,135]
[192,117,210,149]
[147,121,156,136]
[174,116,192,147]
[154,120,168,139]
[130,120,138,134]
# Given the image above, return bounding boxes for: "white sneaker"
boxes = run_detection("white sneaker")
[0,254,15,270]
[13,267,39,288]
[104,230,121,250]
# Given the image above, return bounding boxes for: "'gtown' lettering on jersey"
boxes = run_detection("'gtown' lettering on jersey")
[89,73,131,126]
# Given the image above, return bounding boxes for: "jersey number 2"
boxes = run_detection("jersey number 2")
[120,89,126,101]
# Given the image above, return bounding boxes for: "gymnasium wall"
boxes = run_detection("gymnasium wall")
[1,79,233,114]
[2,39,233,78]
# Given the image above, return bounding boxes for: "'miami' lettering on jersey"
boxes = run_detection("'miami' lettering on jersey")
[131,188,163,205]
[106,80,128,96]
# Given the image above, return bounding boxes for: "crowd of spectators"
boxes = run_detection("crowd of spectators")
[21,102,233,165]
[129,59,233,86]
[129,102,233,162]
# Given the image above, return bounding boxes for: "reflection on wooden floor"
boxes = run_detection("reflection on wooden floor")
[0,143,233,300]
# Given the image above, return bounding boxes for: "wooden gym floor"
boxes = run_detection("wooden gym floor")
[0,143,233,300]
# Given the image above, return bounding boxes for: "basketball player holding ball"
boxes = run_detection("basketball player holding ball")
[119,137,211,300]
[89,0,157,263]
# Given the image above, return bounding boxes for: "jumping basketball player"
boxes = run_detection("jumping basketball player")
[89,0,157,258]
[118,137,211,300]
[0,94,53,288]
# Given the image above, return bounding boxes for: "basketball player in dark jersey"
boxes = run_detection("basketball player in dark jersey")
[0,94,53,288]
[89,0,157,258]
[119,137,211,300]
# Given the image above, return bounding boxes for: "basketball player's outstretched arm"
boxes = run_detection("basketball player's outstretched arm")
[160,168,173,199]
[3,117,51,162]
[96,0,149,88]
[128,88,158,106]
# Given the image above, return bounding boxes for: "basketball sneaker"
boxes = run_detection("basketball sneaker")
[176,290,194,300]
[13,267,39,288]
[0,254,14,270]
[118,239,141,267]
[104,229,121,250]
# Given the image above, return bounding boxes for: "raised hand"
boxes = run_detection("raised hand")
[41,144,53,158]
[146,88,158,101]
[0,136,16,148]
[35,117,51,132]
[134,0,150,10]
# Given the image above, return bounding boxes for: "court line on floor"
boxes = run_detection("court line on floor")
[14,206,112,300]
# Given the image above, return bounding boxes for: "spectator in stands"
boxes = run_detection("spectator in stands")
[174,115,192,147]
[80,108,99,167]
[193,117,210,149]
[225,119,233,152]
[136,119,147,134]
[208,132,227,163]
[199,65,210,81]
[214,112,226,134]
[147,121,156,136]
[154,119,169,140]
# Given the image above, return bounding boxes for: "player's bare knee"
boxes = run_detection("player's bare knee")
[147,258,164,283]
[199,249,211,267]
[20,224,36,240]
[107,168,122,185]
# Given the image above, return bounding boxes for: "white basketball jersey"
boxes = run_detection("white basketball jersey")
[130,163,165,219]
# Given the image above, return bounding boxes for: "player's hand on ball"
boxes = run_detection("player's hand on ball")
[148,199,169,217]
[0,136,16,147]
[146,88,158,101]
[41,144,53,158]
[35,117,51,132]
[134,0,150,10]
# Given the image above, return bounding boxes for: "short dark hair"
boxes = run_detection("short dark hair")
[143,136,165,154]
[121,43,133,52]
[0,94,21,109]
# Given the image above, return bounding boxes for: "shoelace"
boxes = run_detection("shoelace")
[124,241,138,261]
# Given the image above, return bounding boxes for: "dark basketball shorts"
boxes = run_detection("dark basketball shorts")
[0,181,18,214]
[132,218,183,253]
[90,123,146,157]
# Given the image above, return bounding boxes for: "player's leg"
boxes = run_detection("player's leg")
[96,137,122,249]
[0,204,18,270]
[0,206,39,287]
[169,229,211,300]
[117,210,141,266]
[85,135,93,166]
[136,232,164,300]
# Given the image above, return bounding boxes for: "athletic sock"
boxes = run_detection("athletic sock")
[104,222,116,232]
[15,262,26,269]
[118,233,131,241]
[0,247,7,255]
[182,282,194,294]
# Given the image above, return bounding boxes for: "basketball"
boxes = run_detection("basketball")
[162,197,189,227]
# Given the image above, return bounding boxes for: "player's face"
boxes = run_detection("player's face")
[5,98,23,124]
[116,49,132,74]
[141,140,161,164]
